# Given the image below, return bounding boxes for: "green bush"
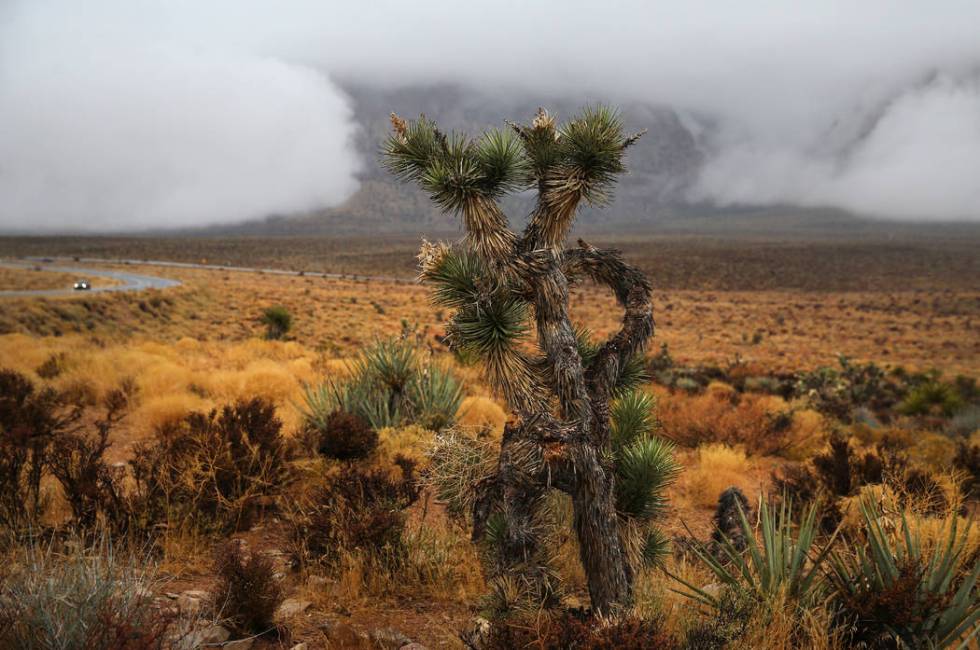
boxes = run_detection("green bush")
[898,379,965,417]
[302,338,463,431]
[260,305,292,340]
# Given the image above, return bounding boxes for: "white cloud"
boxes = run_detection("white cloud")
[1,0,979,229]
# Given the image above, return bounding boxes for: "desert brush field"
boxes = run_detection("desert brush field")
[0,233,978,649]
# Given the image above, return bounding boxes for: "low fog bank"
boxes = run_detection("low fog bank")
[1,1,978,233]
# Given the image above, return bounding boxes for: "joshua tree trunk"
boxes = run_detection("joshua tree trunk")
[384,107,653,615]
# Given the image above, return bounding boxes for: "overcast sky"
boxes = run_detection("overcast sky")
[1,0,979,231]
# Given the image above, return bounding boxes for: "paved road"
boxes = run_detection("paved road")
[21,256,413,284]
[0,261,181,297]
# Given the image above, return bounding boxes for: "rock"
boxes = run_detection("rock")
[276,598,313,620]
[700,582,723,599]
[176,594,202,615]
[460,617,491,650]
[370,627,411,649]
[324,622,371,649]
[182,624,230,648]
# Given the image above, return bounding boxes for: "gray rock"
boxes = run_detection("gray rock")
[371,627,411,649]
[276,598,313,620]
[182,624,230,648]
[460,617,491,650]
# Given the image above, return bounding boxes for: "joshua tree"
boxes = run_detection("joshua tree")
[384,107,667,615]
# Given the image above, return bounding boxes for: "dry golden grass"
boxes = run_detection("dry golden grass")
[1,259,976,375]
[0,266,81,290]
[678,444,756,509]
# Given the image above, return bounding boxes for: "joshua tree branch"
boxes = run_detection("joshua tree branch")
[563,240,654,397]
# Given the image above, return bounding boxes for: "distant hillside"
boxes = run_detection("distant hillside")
[201,82,972,238]
[205,82,712,235]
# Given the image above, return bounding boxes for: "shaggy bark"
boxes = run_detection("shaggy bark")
[384,107,652,615]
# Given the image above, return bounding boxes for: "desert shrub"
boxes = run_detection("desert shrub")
[130,397,290,533]
[898,379,964,417]
[0,536,170,650]
[948,404,980,438]
[35,352,68,379]
[424,429,497,523]
[209,540,283,636]
[954,442,980,499]
[485,610,678,650]
[302,337,463,431]
[260,305,292,340]
[794,356,905,422]
[827,500,980,648]
[682,587,755,649]
[0,369,77,536]
[314,410,378,461]
[46,389,130,535]
[288,455,420,566]
[683,444,752,509]
[660,390,796,456]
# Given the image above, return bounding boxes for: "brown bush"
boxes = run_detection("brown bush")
[210,540,283,636]
[485,611,678,650]
[47,389,130,535]
[660,390,795,455]
[953,442,980,499]
[0,369,81,535]
[316,410,378,461]
[130,397,290,533]
[288,455,420,565]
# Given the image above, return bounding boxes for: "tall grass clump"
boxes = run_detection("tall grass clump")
[0,536,169,649]
[302,337,463,432]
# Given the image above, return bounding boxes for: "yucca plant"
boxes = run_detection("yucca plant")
[826,500,980,648]
[384,106,658,615]
[302,338,463,431]
[609,389,680,570]
[672,497,835,609]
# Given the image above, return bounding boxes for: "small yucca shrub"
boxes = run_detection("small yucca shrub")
[302,337,463,431]
[673,497,834,609]
[827,500,980,648]
[260,305,292,340]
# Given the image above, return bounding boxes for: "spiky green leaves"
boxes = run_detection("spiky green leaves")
[615,437,679,522]
[554,106,631,206]
[384,117,530,215]
[418,244,483,309]
[610,390,659,451]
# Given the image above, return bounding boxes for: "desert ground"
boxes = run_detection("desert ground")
[0,232,977,648]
